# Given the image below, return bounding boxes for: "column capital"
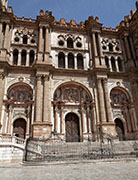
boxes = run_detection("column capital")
[36,74,43,81]
[43,74,50,81]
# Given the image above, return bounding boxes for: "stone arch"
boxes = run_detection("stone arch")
[29,50,35,66]
[67,37,73,48]
[77,53,84,69]
[13,49,19,65]
[68,53,74,69]
[21,49,26,66]
[13,118,26,139]
[114,118,125,141]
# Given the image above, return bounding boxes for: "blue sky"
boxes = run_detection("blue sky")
[8,0,137,28]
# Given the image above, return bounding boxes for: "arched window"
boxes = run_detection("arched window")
[105,56,109,68]
[111,57,116,71]
[23,35,28,44]
[118,57,123,72]
[77,53,84,69]
[29,50,35,66]
[21,50,26,66]
[13,49,18,65]
[67,37,73,48]
[109,43,113,51]
[68,53,74,69]
[58,52,65,68]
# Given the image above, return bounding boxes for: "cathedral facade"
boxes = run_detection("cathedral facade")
[0,1,138,142]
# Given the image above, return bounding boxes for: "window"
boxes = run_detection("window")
[109,43,113,51]
[118,57,123,72]
[77,54,83,69]
[58,52,65,68]
[58,40,64,46]
[67,37,73,48]
[105,56,109,68]
[29,50,35,66]
[23,35,28,44]
[111,57,116,71]
[68,53,74,69]
[76,42,82,48]
[21,50,26,66]
[13,49,18,65]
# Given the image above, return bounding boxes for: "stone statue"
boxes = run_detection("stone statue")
[0,0,8,9]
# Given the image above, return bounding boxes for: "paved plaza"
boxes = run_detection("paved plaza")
[0,160,138,180]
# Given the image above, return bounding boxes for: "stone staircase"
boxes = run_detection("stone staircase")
[25,139,138,162]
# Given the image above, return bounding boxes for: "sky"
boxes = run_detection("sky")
[8,0,137,28]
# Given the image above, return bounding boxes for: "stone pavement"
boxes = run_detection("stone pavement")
[0,160,138,180]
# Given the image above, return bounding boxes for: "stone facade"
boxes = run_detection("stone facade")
[0,1,138,142]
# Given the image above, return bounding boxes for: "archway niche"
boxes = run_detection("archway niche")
[114,118,125,141]
[110,87,136,139]
[65,113,80,142]
[13,118,26,139]
[53,82,94,142]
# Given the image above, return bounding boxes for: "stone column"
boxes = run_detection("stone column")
[0,73,5,127]
[115,58,119,72]
[129,37,136,59]
[0,23,3,48]
[81,106,85,133]
[97,78,106,122]
[26,106,31,137]
[54,105,58,132]
[3,23,10,49]
[44,27,50,63]
[124,106,132,133]
[43,74,51,123]
[65,54,68,69]
[103,78,112,122]
[18,50,21,66]
[97,33,105,66]
[86,105,91,133]
[74,55,77,69]
[26,51,30,66]
[108,57,112,71]
[35,75,42,122]
[60,106,64,134]
[88,34,93,68]
[129,105,137,132]
[39,26,43,52]
[124,36,131,59]
[91,102,96,140]
[92,32,99,67]
[7,105,12,134]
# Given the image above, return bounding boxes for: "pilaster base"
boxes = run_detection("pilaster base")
[32,122,52,138]
[97,122,117,137]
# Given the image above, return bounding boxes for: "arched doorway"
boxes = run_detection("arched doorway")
[115,118,125,141]
[65,113,80,142]
[13,118,26,139]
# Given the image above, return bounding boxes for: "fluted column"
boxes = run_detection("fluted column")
[129,105,137,132]
[124,36,131,59]
[35,75,42,122]
[81,106,85,133]
[124,106,132,133]
[44,27,50,63]
[97,78,106,122]
[103,78,112,122]
[3,23,10,49]
[43,74,51,123]
[7,105,12,134]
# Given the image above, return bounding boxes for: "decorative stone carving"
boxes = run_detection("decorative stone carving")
[0,73,5,79]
